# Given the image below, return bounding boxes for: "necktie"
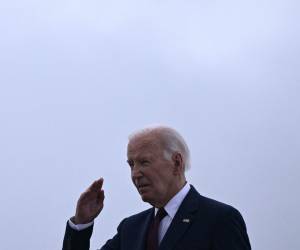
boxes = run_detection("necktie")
[146,208,168,250]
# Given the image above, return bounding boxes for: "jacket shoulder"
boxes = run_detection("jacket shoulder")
[189,186,244,222]
[122,207,153,225]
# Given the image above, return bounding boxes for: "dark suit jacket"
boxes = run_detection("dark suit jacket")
[63,186,251,250]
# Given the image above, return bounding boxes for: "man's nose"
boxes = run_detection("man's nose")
[131,165,143,179]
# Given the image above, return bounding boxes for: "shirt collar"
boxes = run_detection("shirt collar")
[155,182,190,219]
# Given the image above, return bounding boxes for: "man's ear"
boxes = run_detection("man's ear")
[172,152,184,174]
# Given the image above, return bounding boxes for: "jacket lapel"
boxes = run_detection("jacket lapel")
[134,208,154,250]
[159,186,200,250]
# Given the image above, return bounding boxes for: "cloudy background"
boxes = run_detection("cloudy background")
[0,0,299,249]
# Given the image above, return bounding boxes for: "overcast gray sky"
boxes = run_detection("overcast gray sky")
[0,0,299,249]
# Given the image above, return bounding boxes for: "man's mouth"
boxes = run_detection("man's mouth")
[137,184,150,190]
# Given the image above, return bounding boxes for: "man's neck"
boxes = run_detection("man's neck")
[155,180,187,208]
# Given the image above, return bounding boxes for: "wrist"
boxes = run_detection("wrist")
[72,215,93,225]
[71,215,84,225]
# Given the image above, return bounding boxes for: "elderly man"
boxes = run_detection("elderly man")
[63,126,251,250]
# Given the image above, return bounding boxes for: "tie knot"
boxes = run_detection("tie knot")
[156,208,167,222]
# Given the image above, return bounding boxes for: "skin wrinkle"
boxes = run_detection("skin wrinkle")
[128,126,191,171]
[127,130,186,208]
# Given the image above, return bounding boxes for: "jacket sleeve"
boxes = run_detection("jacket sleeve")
[62,222,94,250]
[62,219,126,250]
[212,208,251,250]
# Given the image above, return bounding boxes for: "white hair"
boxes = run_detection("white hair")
[128,125,191,171]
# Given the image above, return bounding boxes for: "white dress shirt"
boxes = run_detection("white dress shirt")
[69,182,191,244]
[69,217,94,231]
[155,182,190,244]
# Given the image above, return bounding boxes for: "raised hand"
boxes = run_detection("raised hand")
[73,178,105,224]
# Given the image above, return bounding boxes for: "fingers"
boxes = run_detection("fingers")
[89,177,104,192]
[97,189,105,204]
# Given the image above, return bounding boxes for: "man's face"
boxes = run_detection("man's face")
[127,134,177,207]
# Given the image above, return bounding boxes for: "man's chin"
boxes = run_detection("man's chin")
[140,193,152,203]
[138,188,155,204]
